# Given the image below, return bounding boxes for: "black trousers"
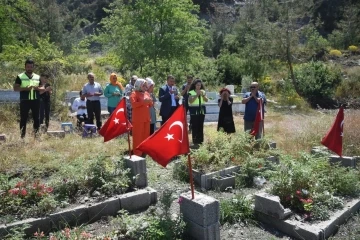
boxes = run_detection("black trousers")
[150,123,155,135]
[76,114,88,128]
[161,106,178,125]
[20,99,40,138]
[190,114,205,144]
[39,100,50,128]
[86,100,102,129]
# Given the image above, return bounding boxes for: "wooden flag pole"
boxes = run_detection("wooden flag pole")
[187,154,195,199]
[123,97,132,159]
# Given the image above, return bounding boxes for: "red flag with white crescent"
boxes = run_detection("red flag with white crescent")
[250,99,263,136]
[136,105,190,167]
[321,106,344,157]
[98,98,132,142]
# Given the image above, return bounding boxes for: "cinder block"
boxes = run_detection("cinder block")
[254,192,292,220]
[6,217,51,237]
[265,156,279,164]
[119,189,151,212]
[47,131,65,138]
[87,197,121,223]
[211,175,235,191]
[0,134,6,142]
[224,166,241,175]
[133,172,148,188]
[49,205,89,230]
[146,187,158,205]
[269,141,276,149]
[124,155,147,174]
[184,218,220,240]
[180,191,219,226]
[328,155,356,168]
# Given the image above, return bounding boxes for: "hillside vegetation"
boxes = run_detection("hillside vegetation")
[0,0,359,109]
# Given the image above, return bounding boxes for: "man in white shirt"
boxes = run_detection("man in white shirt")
[72,90,88,128]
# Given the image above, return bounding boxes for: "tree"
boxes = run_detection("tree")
[101,0,207,73]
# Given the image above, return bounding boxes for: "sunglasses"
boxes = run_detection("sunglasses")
[250,86,256,89]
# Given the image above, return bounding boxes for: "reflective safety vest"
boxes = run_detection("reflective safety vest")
[188,90,206,115]
[18,72,40,100]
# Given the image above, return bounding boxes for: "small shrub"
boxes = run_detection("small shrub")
[348,45,358,52]
[329,49,342,57]
[220,194,254,224]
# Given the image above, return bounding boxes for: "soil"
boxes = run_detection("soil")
[80,158,360,240]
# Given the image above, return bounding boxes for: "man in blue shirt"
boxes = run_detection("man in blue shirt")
[242,82,266,139]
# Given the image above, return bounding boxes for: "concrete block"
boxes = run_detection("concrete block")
[47,131,65,138]
[119,189,151,212]
[328,155,356,168]
[254,192,292,220]
[124,155,147,174]
[133,172,148,188]
[49,205,89,230]
[269,141,276,149]
[146,187,158,205]
[0,134,6,142]
[223,166,241,175]
[211,175,235,191]
[184,218,220,240]
[265,155,279,164]
[5,217,51,237]
[255,198,360,240]
[87,197,121,223]
[180,191,219,226]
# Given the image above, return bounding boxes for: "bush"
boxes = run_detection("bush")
[329,49,342,57]
[292,61,342,108]
[220,194,254,224]
[348,45,358,52]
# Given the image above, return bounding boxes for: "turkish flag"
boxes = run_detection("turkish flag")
[136,105,190,167]
[99,98,132,142]
[250,99,264,136]
[321,106,344,157]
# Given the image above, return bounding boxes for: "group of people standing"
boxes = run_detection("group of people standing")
[14,59,266,145]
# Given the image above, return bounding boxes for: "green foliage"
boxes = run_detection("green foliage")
[292,61,342,108]
[270,153,360,220]
[220,194,254,224]
[101,0,207,74]
[329,49,342,57]
[335,69,360,107]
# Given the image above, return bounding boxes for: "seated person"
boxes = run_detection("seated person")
[71,90,88,128]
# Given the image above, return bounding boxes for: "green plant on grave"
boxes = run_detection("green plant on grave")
[235,157,269,188]
[220,194,254,225]
[86,155,131,196]
[327,165,360,197]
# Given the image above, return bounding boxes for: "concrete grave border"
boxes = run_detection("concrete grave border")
[254,192,360,240]
[0,187,157,238]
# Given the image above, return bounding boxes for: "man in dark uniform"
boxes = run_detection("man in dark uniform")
[13,59,44,138]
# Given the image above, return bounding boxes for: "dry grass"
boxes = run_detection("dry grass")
[1,106,360,174]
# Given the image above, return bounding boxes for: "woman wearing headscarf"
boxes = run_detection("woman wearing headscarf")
[104,73,124,114]
[188,79,208,145]
[217,88,235,133]
[130,79,153,156]
[146,77,157,135]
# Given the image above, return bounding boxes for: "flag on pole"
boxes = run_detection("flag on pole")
[321,106,344,157]
[136,105,190,167]
[250,99,263,136]
[98,98,132,142]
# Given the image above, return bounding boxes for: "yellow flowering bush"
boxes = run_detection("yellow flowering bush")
[348,45,358,52]
[329,49,342,57]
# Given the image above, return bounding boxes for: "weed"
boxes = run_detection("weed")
[220,194,254,225]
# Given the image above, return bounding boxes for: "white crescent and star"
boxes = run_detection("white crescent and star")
[165,121,184,143]
[113,108,126,125]
[340,120,344,137]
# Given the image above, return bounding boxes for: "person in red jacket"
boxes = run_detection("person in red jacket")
[130,79,153,157]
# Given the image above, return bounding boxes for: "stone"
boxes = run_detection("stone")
[254,192,292,220]
[47,131,65,138]
[146,187,158,205]
[265,155,279,164]
[180,191,220,226]
[184,218,220,240]
[0,134,6,142]
[328,155,356,168]
[49,205,89,229]
[124,155,147,188]
[211,175,235,191]
[87,197,121,223]
[119,189,151,212]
